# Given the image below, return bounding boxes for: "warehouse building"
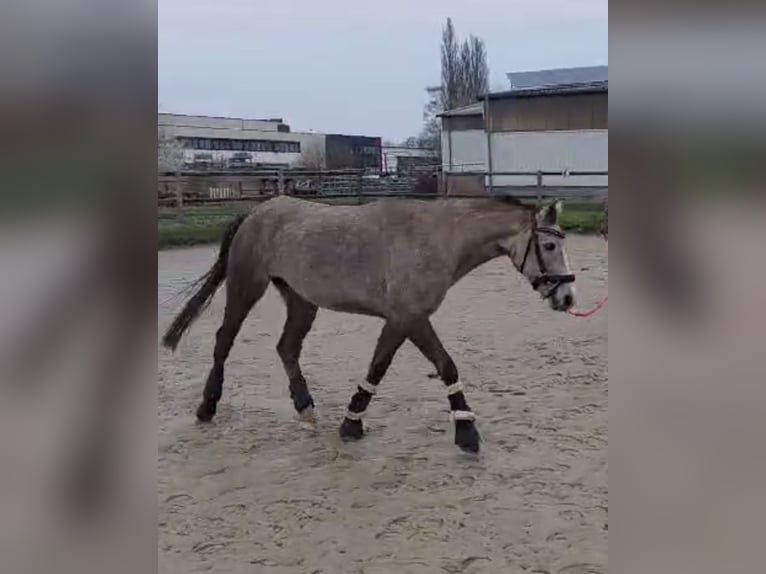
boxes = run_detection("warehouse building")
[440,65,608,195]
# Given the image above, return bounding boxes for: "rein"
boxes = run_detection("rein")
[567,231,608,318]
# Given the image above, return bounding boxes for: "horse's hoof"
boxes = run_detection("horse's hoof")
[339,417,364,441]
[196,402,216,422]
[455,420,481,453]
[298,406,317,427]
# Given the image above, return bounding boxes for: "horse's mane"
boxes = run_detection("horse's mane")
[491,194,534,211]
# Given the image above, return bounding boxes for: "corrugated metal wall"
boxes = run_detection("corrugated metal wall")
[489,130,608,187]
[443,130,488,172]
[487,93,608,132]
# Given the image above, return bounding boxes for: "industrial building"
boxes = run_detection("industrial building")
[440,65,608,195]
[158,113,382,171]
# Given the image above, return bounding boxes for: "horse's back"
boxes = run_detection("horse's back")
[239,196,449,319]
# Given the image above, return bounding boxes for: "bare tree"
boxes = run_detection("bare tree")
[417,86,443,151]
[440,19,488,111]
[460,35,489,106]
[296,142,326,170]
[158,128,185,173]
[441,18,460,110]
[414,19,490,154]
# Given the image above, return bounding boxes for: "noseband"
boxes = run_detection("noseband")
[519,223,576,298]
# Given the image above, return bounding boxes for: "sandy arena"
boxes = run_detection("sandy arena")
[158,235,607,574]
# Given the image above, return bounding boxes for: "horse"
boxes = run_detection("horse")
[162,195,576,453]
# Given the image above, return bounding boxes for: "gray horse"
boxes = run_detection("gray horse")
[162,195,576,453]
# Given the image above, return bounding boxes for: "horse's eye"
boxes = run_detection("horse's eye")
[544,242,556,252]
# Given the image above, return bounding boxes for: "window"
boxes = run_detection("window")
[272,141,300,153]
[180,138,212,150]
[353,144,377,155]
[178,137,302,154]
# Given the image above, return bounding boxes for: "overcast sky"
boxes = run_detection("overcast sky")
[159,0,607,141]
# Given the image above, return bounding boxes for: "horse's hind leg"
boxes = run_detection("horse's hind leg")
[272,279,318,420]
[197,276,267,422]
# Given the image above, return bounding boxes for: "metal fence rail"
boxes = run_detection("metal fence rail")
[158,168,607,207]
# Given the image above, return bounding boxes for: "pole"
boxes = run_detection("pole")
[484,97,493,195]
[174,175,183,208]
[536,170,543,207]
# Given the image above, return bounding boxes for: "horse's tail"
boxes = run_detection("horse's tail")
[161,213,248,351]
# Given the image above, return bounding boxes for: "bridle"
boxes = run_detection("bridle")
[519,221,576,299]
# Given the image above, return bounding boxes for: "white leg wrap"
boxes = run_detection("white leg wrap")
[450,410,476,422]
[445,382,464,396]
[345,409,365,421]
[358,380,378,395]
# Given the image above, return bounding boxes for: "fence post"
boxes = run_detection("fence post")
[536,170,543,207]
[484,98,493,195]
[174,177,184,208]
[277,170,285,195]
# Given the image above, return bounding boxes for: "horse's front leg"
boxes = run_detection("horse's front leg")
[408,319,481,453]
[339,322,406,440]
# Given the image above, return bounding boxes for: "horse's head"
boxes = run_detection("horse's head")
[507,201,576,312]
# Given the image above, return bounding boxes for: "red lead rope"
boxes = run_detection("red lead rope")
[568,232,608,318]
[568,293,608,317]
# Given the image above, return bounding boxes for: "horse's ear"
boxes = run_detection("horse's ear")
[538,200,562,225]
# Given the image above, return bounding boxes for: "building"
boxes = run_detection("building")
[325,134,382,171]
[381,145,439,174]
[439,102,486,175]
[440,65,608,194]
[158,113,383,171]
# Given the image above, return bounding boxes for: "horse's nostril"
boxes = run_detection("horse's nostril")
[563,294,573,307]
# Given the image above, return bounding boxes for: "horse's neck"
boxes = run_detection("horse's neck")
[448,201,531,282]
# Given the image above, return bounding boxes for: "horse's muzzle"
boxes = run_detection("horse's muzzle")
[535,275,576,311]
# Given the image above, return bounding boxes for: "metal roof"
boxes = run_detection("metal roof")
[506,65,608,91]
[481,80,608,100]
[437,102,484,117]
[158,112,284,123]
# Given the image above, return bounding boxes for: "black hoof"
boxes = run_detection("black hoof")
[339,417,364,441]
[196,401,217,422]
[293,396,315,414]
[455,420,481,453]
